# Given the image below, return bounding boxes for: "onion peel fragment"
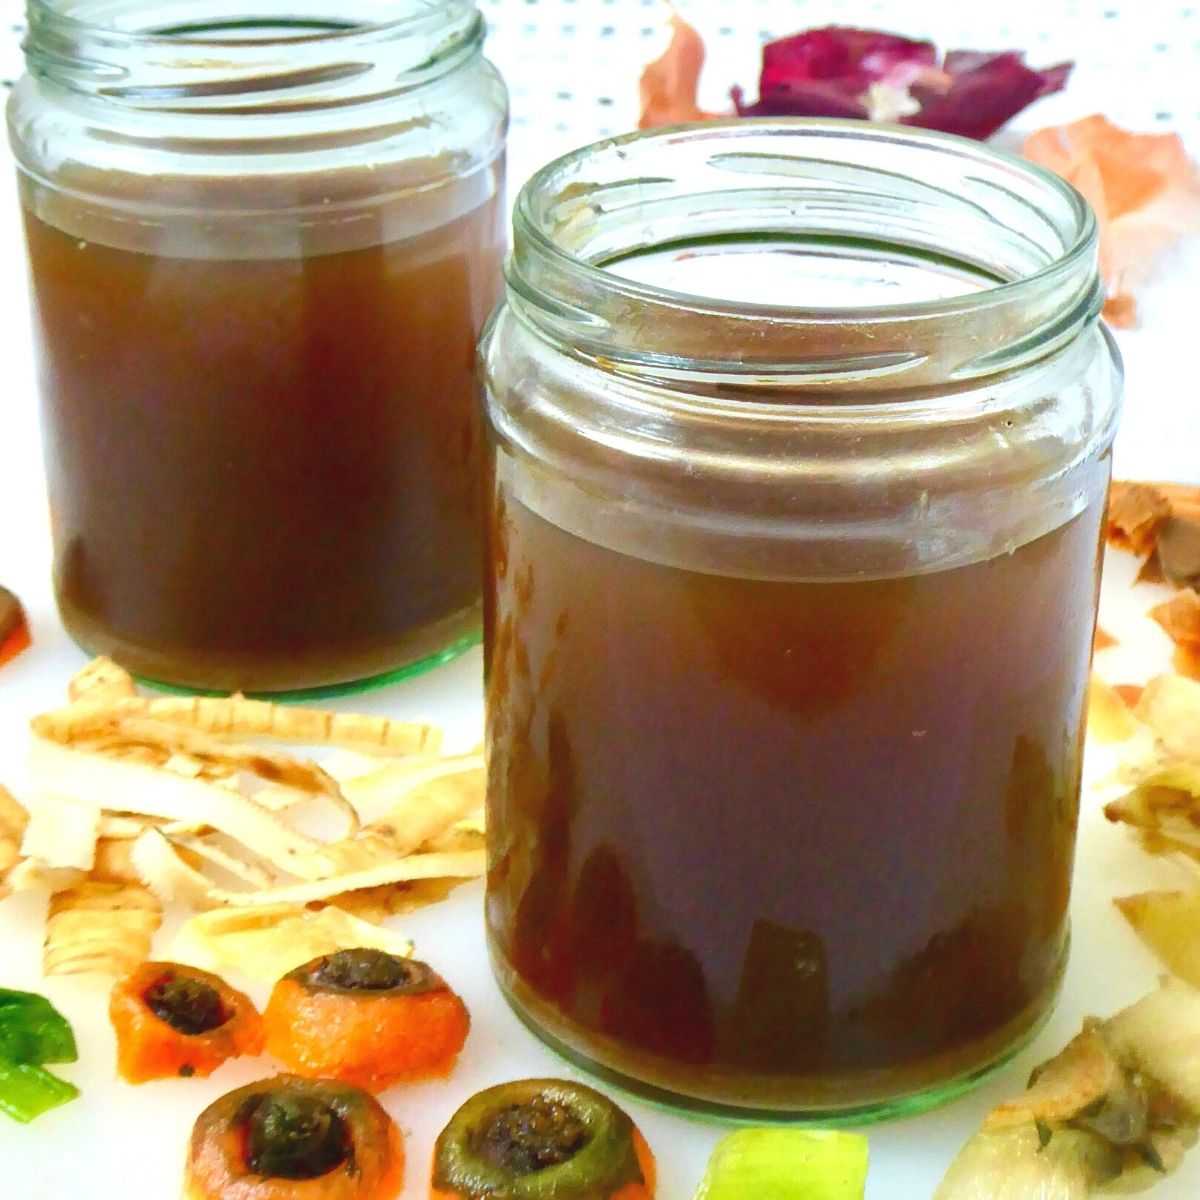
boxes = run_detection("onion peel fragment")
[1024,117,1200,327]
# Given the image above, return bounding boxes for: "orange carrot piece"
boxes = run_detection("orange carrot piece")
[263,953,468,1093]
[110,962,263,1083]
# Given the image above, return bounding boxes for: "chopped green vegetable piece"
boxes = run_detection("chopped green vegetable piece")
[0,989,78,1064]
[0,1059,79,1123]
[694,1129,869,1200]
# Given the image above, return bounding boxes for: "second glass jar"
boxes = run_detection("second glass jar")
[9,0,508,693]
[481,121,1121,1121]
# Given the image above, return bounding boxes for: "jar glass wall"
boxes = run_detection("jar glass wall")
[481,121,1122,1122]
[9,0,508,693]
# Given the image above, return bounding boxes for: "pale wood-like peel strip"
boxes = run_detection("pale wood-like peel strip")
[340,752,484,823]
[295,756,485,878]
[29,740,335,880]
[205,849,486,907]
[37,694,442,757]
[0,784,29,891]
[6,861,84,894]
[141,695,444,756]
[130,828,220,908]
[97,813,164,839]
[33,710,346,802]
[44,880,161,976]
[67,657,136,703]
[168,832,276,891]
[173,904,414,982]
[329,878,466,923]
[240,775,360,837]
[90,837,140,885]
[19,795,100,872]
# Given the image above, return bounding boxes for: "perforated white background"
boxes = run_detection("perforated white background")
[473,0,1200,185]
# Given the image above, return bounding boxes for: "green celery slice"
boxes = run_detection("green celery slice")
[694,1129,869,1200]
[0,1058,80,1124]
[0,989,78,1064]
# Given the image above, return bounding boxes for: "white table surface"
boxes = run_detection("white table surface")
[1,1,1200,1196]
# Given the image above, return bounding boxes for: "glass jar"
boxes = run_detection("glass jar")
[9,0,507,694]
[481,121,1122,1122]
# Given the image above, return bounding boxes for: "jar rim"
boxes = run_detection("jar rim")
[25,0,477,43]
[20,0,483,108]
[507,119,1103,388]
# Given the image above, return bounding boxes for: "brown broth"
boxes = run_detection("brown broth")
[484,488,1105,1112]
[24,194,502,692]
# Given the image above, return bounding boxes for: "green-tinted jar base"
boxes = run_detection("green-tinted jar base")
[133,628,482,701]
[490,936,1066,1128]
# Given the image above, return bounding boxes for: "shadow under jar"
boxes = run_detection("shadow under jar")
[9,0,507,693]
[480,121,1122,1122]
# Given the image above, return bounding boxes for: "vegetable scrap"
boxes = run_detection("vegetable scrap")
[0,988,76,1066]
[431,1078,656,1200]
[44,881,161,978]
[1105,481,1200,677]
[733,29,1070,139]
[185,1075,404,1200]
[1107,482,1179,561]
[1115,892,1200,989]
[110,962,263,1083]
[638,19,1070,139]
[0,657,485,980]
[1103,673,1200,980]
[693,1129,868,1200]
[0,785,28,898]
[936,979,1200,1197]
[1024,118,1200,327]
[638,14,714,129]
[174,905,414,984]
[0,585,30,669]
[263,949,470,1091]
[1087,676,1144,745]
[1150,591,1200,670]
[0,988,78,1123]
[0,1059,79,1126]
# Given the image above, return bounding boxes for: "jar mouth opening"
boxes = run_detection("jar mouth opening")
[507,120,1102,388]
